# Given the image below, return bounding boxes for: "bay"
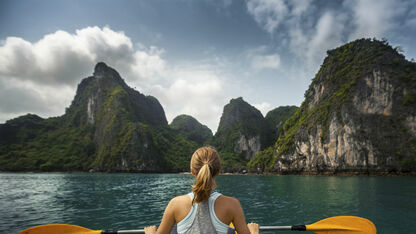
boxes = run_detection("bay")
[0,173,415,234]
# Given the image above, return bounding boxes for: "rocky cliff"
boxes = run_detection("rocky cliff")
[247,106,298,172]
[170,115,213,145]
[265,106,298,141]
[64,62,170,171]
[211,97,272,171]
[0,63,199,172]
[272,39,416,174]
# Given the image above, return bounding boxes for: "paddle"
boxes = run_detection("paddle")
[259,216,376,233]
[19,216,376,234]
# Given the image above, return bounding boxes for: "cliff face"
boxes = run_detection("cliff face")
[273,39,416,174]
[0,63,199,172]
[66,62,167,127]
[265,106,298,141]
[211,97,271,170]
[170,115,213,145]
[64,62,169,171]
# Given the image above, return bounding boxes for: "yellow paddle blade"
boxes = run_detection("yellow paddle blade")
[306,216,376,234]
[19,224,101,234]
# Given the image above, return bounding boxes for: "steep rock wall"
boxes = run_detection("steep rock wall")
[273,39,416,174]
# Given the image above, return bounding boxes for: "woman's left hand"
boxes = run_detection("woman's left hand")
[144,225,157,234]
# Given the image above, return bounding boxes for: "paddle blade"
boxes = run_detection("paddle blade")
[19,224,101,234]
[306,216,376,234]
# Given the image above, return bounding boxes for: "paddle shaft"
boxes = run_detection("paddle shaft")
[260,225,306,231]
[101,225,307,233]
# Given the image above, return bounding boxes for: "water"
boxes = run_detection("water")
[1,173,415,234]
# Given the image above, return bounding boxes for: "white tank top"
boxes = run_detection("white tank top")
[176,192,231,234]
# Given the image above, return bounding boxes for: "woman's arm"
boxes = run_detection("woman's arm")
[144,199,176,234]
[230,198,259,234]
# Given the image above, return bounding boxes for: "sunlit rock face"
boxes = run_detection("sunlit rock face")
[234,134,261,161]
[273,39,416,174]
[211,97,272,170]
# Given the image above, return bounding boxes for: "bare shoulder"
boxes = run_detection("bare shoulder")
[168,194,193,223]
[216,195,242,209]
[169,194,192,207]
[218,195,240,203]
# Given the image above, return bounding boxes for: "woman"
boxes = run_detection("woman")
[144,146,259,234]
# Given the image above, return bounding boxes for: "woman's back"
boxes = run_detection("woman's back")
[176,192,232,234]
[171,192,240,234]
[144,147,258,234]
[171,193,237,226]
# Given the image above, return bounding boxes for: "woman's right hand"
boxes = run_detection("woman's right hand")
[247,222,259,234]
[144,225,157,234]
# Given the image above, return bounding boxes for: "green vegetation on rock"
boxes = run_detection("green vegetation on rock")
[210,97,271,171]
[0,63,201,172]
[170,115,213,145]
[248,106,298,172]
[2,39,415,174]
[265,106,298,141]
[271,38,416,174]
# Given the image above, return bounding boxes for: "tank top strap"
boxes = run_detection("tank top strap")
[209,191,221,201]
[187,192,194,201]
[208,192,230,234]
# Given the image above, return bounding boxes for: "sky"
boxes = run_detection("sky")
[1,0,416,132]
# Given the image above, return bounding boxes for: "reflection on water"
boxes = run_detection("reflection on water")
[1,173,415,234]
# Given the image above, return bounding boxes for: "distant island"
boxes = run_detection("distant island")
[1,38,415,175]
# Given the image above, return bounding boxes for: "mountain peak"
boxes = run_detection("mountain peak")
[93,62,120,80]
[170,114,213,145]
[94,62,108,75]
[95,61,108,70]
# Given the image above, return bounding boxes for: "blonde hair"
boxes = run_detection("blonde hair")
[191,146,221,203]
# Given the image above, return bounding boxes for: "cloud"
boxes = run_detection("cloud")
[245,46,281,70]
[345,0,408,40]
[139,65,229,132]
[0,77,75,119]
[251,54,281,70]
[0,27,133,86]
[0,26,228,132]
[245,0,416,72]
[305,12,346,68]
[253,102,271,116]
[246,0,289,34]
[129,46,166,82]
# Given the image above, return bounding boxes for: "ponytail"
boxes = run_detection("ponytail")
[190,147,221,203]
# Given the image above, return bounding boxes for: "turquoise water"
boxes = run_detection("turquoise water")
[1,173,415,234]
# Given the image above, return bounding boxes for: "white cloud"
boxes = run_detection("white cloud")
[246,46,281,70]
[245,0,415,77]
[305,12,346,68]
[139,65,229,132]
[251,54,281,70]
[253,102,271,116]
[346,0,405,40]
[246,0,289,34]
[0,77,75,119]
[130,46,166,82]
[0,26,228,132]
[291,0,312,17]
[0,26,137,86]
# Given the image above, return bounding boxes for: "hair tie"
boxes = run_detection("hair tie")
[203,162,209,165]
